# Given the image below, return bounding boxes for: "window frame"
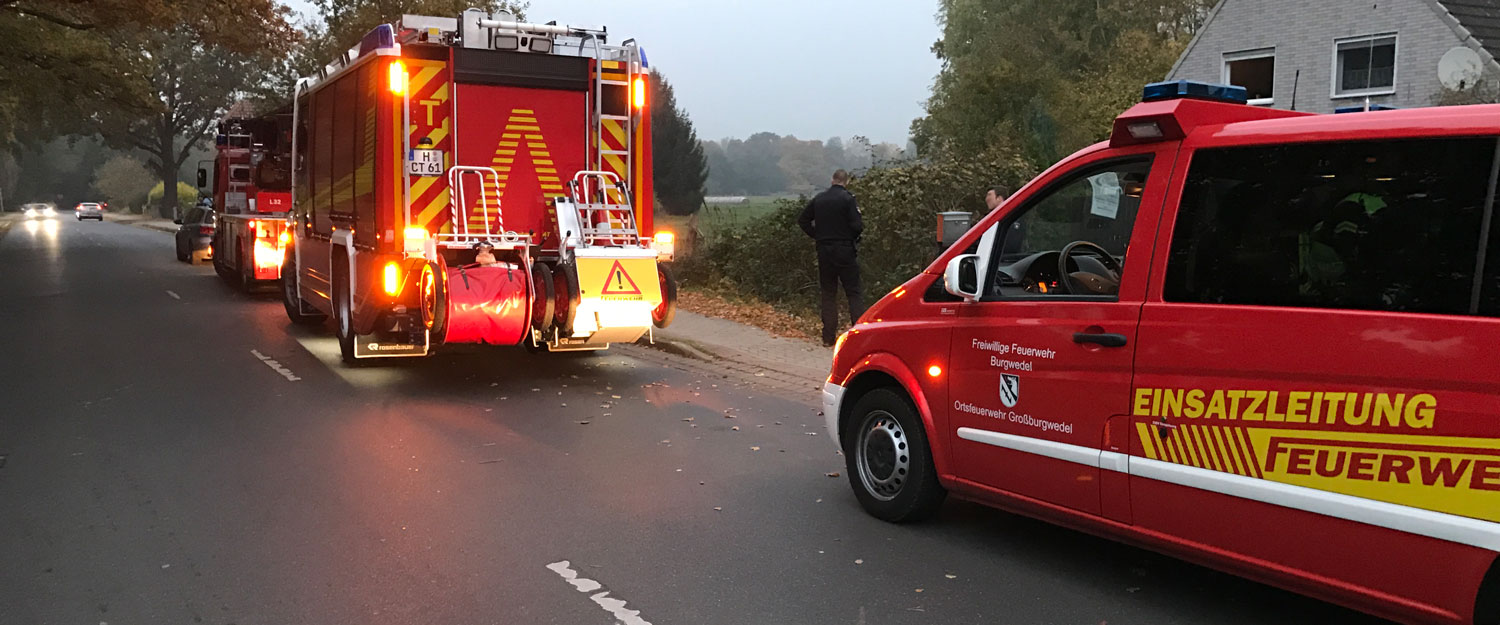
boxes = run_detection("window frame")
[1222,48,1276,107]
[1159,135,1500,317]
[978,155,1156,304]
[1331,33,1398,99]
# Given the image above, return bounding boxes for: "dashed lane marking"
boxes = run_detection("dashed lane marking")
[165,290,181,300]
[545,560,653,625]
[250,349,301,382]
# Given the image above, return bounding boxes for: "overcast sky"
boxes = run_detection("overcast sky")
[282,1,941,145]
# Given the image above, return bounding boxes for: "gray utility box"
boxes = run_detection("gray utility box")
[936,211,973,251]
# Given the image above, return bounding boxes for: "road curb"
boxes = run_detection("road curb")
[638,336,718,362]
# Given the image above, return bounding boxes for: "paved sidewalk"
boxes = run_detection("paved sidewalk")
[104,212,178,233]
[635,309,833,389]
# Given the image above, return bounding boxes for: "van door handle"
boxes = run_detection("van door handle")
[1073,332,1128,347]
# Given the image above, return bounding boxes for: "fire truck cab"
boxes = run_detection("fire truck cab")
[204,114,294,287]
[827,81,1500,625]
[283,10,676,363]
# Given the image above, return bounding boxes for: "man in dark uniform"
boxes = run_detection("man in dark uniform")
[798,169,865,346]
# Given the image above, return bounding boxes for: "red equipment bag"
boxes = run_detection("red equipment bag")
[442,263,529,345]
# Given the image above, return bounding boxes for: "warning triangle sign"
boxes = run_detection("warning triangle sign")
[600,260,643,296]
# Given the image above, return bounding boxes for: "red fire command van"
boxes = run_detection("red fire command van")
[826,81,1500,625]
[282,10,676,363]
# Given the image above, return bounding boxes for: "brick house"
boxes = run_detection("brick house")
[1166,0,1500,112]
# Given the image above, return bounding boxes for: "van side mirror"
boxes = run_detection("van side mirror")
[944,254,981,302]
[196,168,208,189]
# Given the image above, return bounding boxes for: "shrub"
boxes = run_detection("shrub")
[681,148,1036,317]
[147,181,199,217]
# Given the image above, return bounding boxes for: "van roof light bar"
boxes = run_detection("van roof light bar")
[1142,80,1248,105]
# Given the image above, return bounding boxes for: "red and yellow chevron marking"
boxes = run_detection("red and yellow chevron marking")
[468,108,568,234]
[405,58,452,233]
[1137,422,1265,478]
[597,118,628,204]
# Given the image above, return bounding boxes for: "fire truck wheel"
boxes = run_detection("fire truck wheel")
[281,249,326,326]
[419,261,446,334]
[843,387,946,522]
[653,264,678,329]
[530,262,555,334]
[550,262,580,335]
[334,262,357,364]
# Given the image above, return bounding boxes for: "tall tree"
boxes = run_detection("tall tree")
[100,26,293,218]
[649,70,708,216]
[912,0,1213,167]
[0,0,296,217]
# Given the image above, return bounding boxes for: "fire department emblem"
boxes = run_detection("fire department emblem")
[999,374,1020,408]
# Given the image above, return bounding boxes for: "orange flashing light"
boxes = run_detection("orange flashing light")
[653,231,673,245]
[388,60,407,95]
[927,364,943,378]
[632,76,646,109]
[383,262,401,296]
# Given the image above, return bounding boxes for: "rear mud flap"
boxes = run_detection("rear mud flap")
[354,330,430,358]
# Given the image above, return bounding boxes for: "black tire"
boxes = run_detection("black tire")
[281,247,326,326]
[176,238,189,262]
[653,264,678,329]
[550,262,580,335]
[421,260,448,342]
[843,388,946,522]
[1476,558,1500,625]
[530,261,555,334]
[334,259,357,364]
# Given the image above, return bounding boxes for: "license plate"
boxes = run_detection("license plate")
[408,149,444,177]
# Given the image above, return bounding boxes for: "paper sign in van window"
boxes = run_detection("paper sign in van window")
[1089,172,1121,219]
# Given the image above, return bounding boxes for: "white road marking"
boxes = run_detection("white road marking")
[165,290,181,300]
[545,560,652,625]
[250,349,301,382]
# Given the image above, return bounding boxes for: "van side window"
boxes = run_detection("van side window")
[1164,137,1496,315]
[984,158,1151,300]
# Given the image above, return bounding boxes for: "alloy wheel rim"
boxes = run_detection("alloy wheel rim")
[855,410,910,502]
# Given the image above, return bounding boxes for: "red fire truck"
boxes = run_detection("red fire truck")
[202,113,294,288]
[282,10,676,363]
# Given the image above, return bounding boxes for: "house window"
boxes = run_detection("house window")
[1335,34,1397,96]
[1223,49,1275,105]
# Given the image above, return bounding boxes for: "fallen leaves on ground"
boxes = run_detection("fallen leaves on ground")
[678,288,826,341]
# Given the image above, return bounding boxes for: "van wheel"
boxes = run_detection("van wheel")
[281,248,326,326]
[844,388,946,522]
[334,261,357,364]
[1476,557,1500,625]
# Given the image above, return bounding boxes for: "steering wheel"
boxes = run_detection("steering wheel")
[1057,240,1123,295]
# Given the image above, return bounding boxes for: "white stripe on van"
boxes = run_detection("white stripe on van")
[956,426,1500,552]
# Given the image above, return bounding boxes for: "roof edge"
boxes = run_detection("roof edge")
[1422,0,1500,72]
[1166,0,1232,80]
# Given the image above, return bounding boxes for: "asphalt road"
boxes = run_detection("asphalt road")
[0,216,1391,625]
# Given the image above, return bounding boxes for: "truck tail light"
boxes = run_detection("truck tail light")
[383,262,401,296]
[388,60,407,95]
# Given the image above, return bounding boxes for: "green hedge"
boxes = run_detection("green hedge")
[681,150,1035,316]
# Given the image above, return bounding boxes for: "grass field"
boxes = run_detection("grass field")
[655,196,790,240]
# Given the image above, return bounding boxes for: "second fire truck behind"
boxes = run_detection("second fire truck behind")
[282,10,678,363]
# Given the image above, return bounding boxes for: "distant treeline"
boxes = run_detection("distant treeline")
[701,133,911,197]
